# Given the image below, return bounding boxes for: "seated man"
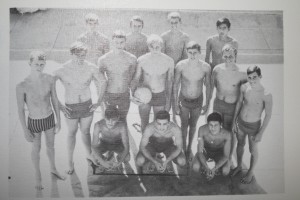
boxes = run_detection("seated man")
[92,107,130,170]
[192,112,232,180]
[136,110,186,173]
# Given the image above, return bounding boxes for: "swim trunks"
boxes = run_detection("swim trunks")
[27,112,55,133]
[179,93,203,109]
[104,91,130,120]
[96,138,124,153]
[147,136,175,154]
[203,143,223,160]
[65,99,93,119]
[148,91,166,106]
[213,98,236,130]
[237,116,261,136]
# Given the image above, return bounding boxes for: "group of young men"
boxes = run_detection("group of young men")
[16,11,273,191]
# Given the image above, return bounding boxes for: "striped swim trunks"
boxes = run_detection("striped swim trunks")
[27,113,55,133]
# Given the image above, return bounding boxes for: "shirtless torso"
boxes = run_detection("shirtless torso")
[125,32,149,58]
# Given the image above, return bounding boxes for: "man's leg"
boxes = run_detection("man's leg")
[31,132,43,190]
[65,118,79,174]
[187,107,202,162]
[241,135,259,183]
[44,127,65,180]
[135,151,146,174]
[223,114,236,158]
[138,104,151,133]
[79,115,98,164]
[231,127,247,176]
[179,106,190,156]
[192,152,201,172]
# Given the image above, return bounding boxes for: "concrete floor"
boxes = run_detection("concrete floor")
[8,8,284,198]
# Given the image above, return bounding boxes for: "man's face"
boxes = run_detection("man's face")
[30,59,46,73]
[155,119,169,133]
[187,48,200,60]
[247,72,261,86]
[149,41,162,53]
[169,18,180,31]
[73,49,87,64]
[222,50,236,64]
[105,117,119,129]
[86,20,98,32]
[113,37,126,50]
[217,24,229,37]
[208,121,221,135]
[131,20,143,33]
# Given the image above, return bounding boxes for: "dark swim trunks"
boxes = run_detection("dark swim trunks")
[148,91,166,106]
[203,143,223,160]
[27,112,55,133]
[179,93,203,109]
[65,99,93,119]
[147,136,175,154]
[237,116,261,136]
[96,138,124,153]
[213,98,236,130]
[104,91,130,120]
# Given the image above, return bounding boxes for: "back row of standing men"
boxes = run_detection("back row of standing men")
[16,11,272,191]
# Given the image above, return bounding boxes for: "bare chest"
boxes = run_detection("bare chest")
[217,71,242,88]
[61,68,92,85]
[182,65,205,81]
[244,88,264,105]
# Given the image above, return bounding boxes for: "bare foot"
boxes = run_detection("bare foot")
[51,170,66,180]
[231,166,242,177]
[66,162,75,175]
[87,155,100,167]
[241,172,254,184]
[35,179,44,190]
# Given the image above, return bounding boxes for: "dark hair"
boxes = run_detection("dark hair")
[105,106,120,119]
[247,65,262,76]
[130,15,144,28]
[155,110,170,122]
[186,41,201,52]
[216,17,231,29]
[207,112,223,124]
[112,30,126,40]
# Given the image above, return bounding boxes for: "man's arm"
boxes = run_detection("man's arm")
[181,34,190,60]
[50,76,61,133]
[214,132,231,171]
[16,84,33,142]
[165,126,183,164]
[91,122,107,166]
[210,67,218,100]
[102,38,110,55]
[140,126,157,164]
[205,38,212,64]
[202,64,212,114]
[173,63,182,114]
[254,93,273,142]
[232,84,245,131]
[92,66,107,105]
[130,59,143,93]
[165,60,175,111]
[118,124,130,163]
[129,57,138,87]
[197,126,209,170]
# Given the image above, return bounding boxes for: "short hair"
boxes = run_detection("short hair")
[216,17,231,29]
[105,106,120,119]
[207,112,223,124]
[222,44,237,57]
[147,34,163,47]
[112,30,126,40]
[85,13,99,23]
[247,65,262,76]
[70,41,88,55]
[167,12,181,22]
[29,50,46,63]
[130,15,144,27]
[155,110,170,122]
[186,41,201,52]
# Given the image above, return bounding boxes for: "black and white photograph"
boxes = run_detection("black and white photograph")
[2,0,299,199]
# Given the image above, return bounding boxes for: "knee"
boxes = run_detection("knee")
[237,139,246,147]
[124,153,131,162]
[249,145,258,155]
[80,128,91,135]
[45,141,54,150]
[192,162,200,172]
[222,164,230,176]
[176,156,186,167]
[136,153,145,167]
[68,128,78,137]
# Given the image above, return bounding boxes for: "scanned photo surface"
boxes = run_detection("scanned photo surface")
[9,8,283,198]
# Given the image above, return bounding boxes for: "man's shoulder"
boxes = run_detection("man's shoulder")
[161,53,175,64]
[181,32,190,40]
[213,63,225,72]
[16,80,27,91]
[161,30,171,38]
[207,34,219,42]
[123,50,137,60]
[199,60,210,69]
[84,61,98,70]
[169,122,181,133]
[96,32,109,41]
[138,53,151,62]
[176,59,188,68]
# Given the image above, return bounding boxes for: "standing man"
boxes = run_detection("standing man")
[205,17,238,70]
[173,41,211,162]
[231,66,273,184]
[161,12,190,124]
[77,13,110,64]
[212,44,247,159]
[131,34,174,133]
[98,30,137,122]
[192,112,232,181]
[16,51,65,190]
[136,111,186,172]
[54,42,107,174]
[125,15,149,58]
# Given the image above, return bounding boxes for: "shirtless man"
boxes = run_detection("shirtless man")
[92,107,130,169]
[136,110,186,172]
[205,17,238,70]
[212,44,247,159]
[161,12,190,124]
[125,16,149,58]
[54,42,107,174]
[98,30,137,122]
[16,51,65,190]
[77,13,110,64]
[173,41,211,162]
[192,112,232,180]
[231,66,273,184]
[131,34,174,133]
